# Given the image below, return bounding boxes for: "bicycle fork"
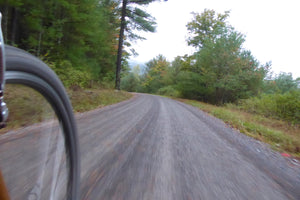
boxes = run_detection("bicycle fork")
[0,12,9,126]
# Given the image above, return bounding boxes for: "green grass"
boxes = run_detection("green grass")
[178,99,300,157]
[68,88,133,113]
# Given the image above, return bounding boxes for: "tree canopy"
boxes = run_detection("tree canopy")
[187,9,230,48]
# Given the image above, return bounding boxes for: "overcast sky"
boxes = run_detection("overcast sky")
[129,0,300,78]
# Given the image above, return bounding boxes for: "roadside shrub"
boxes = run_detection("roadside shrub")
[121,73,140,92]
[157,86,180,97]
[98,71,115,89]
[275,91,300,123]
[238,91,300,124]
[49,60,93,88]
[238,94,276,117]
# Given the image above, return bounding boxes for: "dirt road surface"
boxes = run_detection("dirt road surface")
[1,93,299,199]
[78,94,300,200]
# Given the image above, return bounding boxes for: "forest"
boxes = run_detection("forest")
[0,0,158,88]
[0,1,299,124]
[1,0,121,87]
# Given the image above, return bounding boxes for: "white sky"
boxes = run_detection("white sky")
[129,0,300,78]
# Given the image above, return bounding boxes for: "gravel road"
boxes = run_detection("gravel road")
[78,94,300,200]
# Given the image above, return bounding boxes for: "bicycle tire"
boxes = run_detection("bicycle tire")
[3,45,80,200]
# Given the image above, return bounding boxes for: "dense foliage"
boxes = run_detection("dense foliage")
[237,91,300,125]
[1,0,121,86]
[121,9,299,123]
[0,0,159,88]
[1,0,122,86]
[263,72,298,94]
[123,10,270,103]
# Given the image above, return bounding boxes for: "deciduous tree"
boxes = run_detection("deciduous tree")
[142,54,169,93]
[187,9,230,48]
[185,10,268,104]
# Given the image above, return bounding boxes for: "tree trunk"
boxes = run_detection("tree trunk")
[11,8,18,44]
[2,6,8,42]
[37,30,43,57]
[115,0,127,90]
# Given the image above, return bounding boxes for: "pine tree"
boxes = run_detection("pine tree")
[115,0,159,90]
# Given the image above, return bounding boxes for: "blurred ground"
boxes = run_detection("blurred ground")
[78,94,300,200]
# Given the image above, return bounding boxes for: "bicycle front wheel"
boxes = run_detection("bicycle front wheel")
[0,45,80,200]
